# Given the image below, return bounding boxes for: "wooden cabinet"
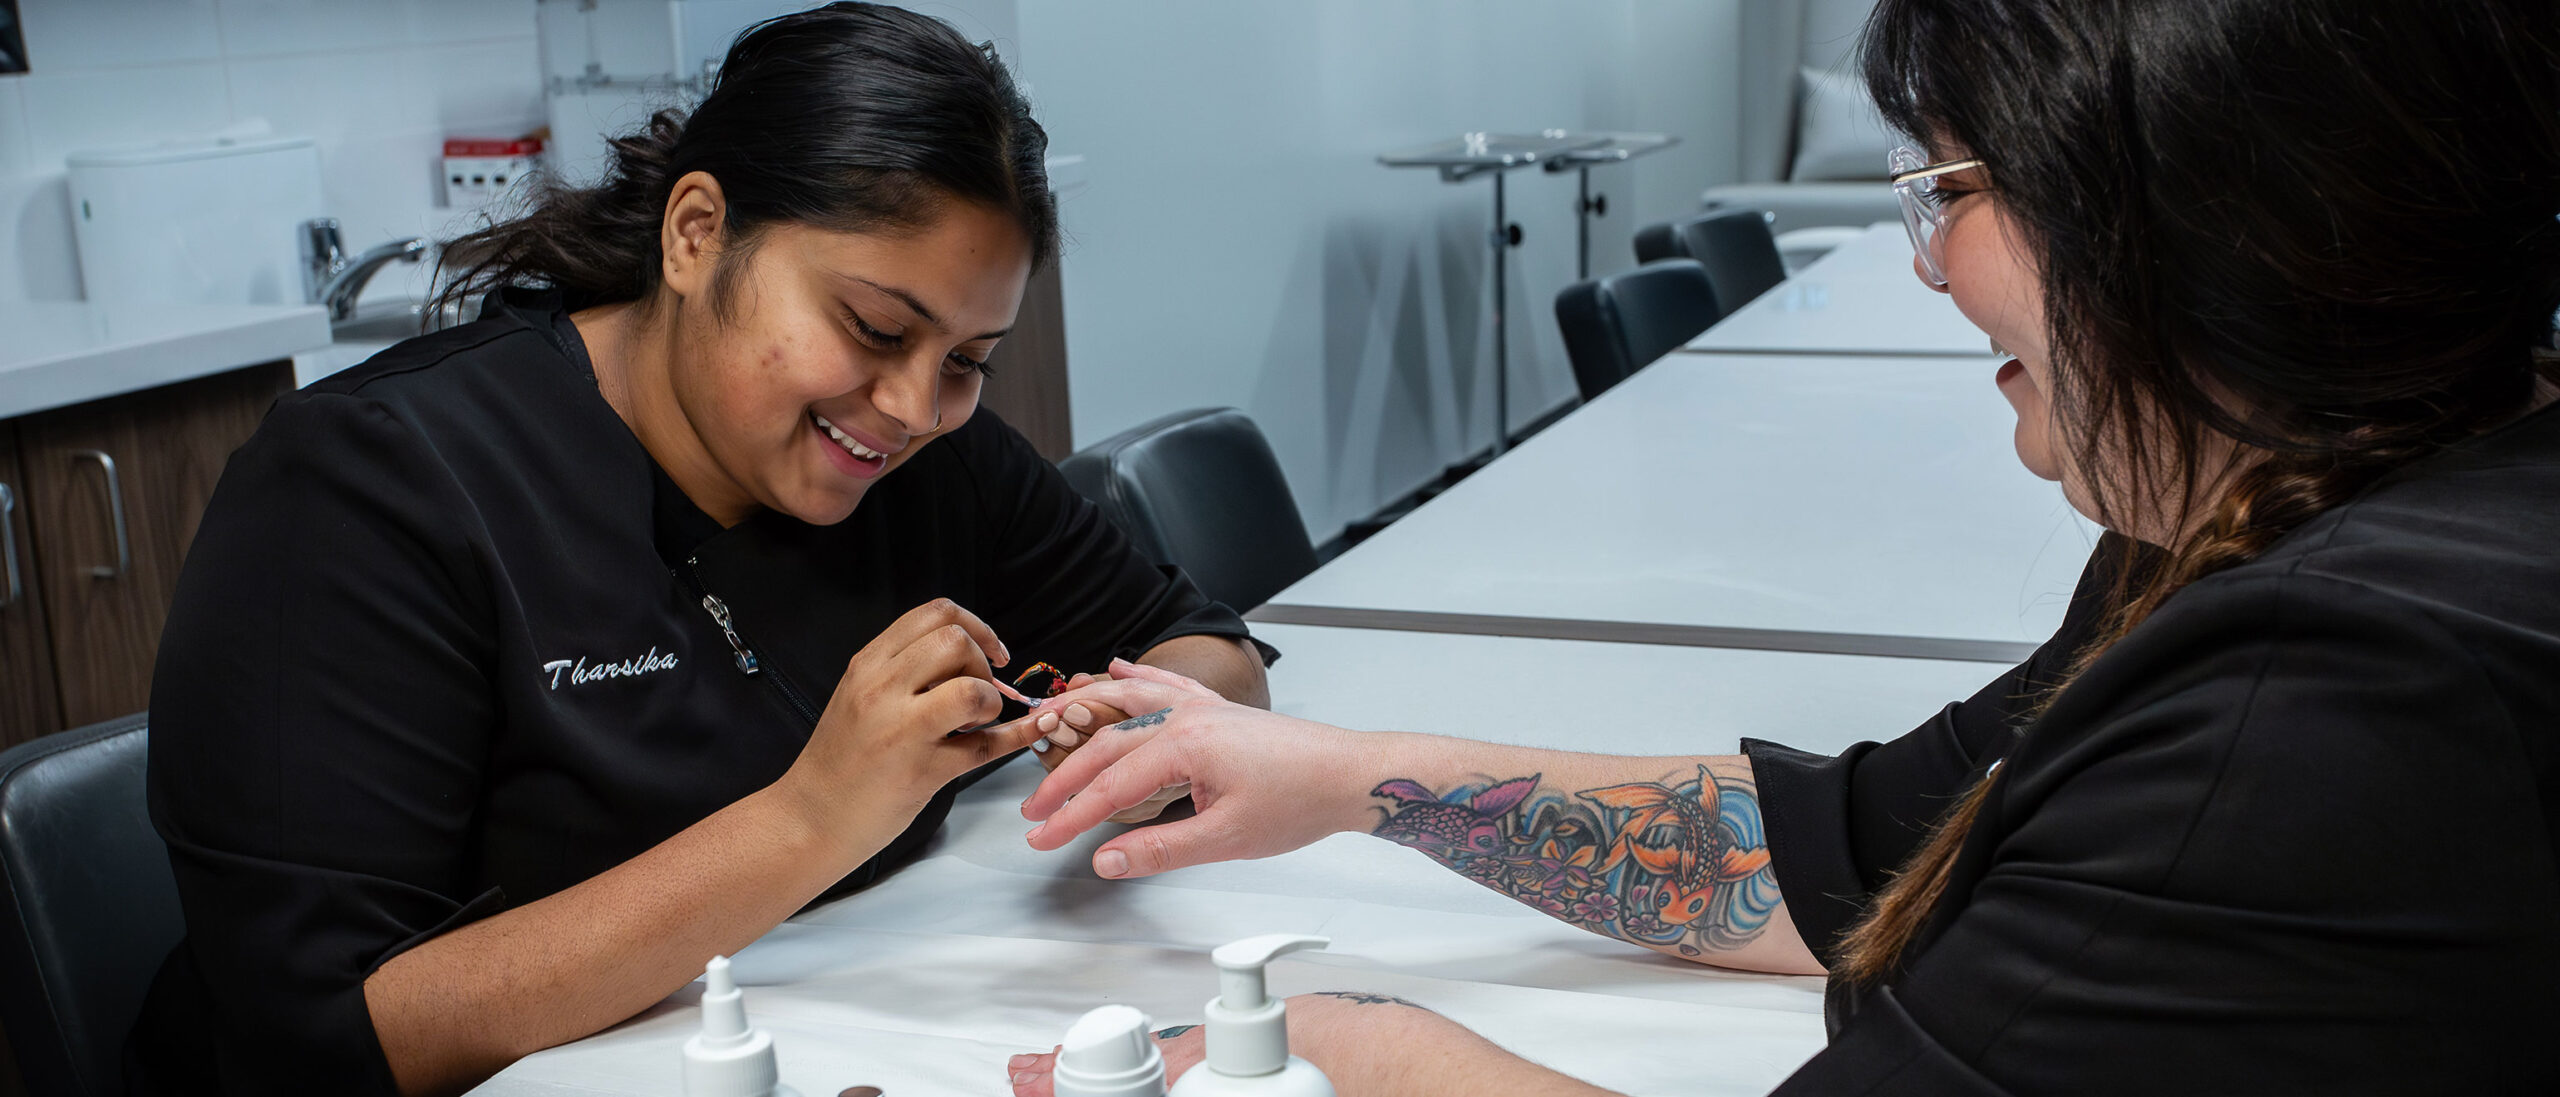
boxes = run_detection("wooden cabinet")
[0,362,292,746]
[0,423,60,745]
[981,260,1074,461]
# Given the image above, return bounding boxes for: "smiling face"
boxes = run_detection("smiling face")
[595,172,1034,528]
[1914,151,2103,518]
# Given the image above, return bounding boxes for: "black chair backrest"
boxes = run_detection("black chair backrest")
[1674,208,1789,313]
[0,715,180,1097]
[1632,221,1685,265]
[1554,259,1723,401]
[1057,408,1318,613]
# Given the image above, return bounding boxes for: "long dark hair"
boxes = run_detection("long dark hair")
[432,2,1056,322]
[1837,0,2560,983]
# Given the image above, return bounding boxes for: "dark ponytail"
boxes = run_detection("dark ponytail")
[1837,0,2560,985]
[432,1,1055,322]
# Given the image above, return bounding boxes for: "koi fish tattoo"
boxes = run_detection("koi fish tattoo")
[1368,768,1779,956]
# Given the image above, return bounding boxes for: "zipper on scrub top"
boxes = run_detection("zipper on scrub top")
[686,557,824,726]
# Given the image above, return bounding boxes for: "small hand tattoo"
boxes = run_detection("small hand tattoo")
[1112,707,1172,732]
[1312,991,1427,1009]
[1152,1024,1198,1040]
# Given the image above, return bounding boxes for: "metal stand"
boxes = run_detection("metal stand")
[1380,132,1603,457]
[1544,131,1680,282]
[1490,171,1510,455]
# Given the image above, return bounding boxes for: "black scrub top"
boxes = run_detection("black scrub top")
[127,288,1267,1095]
[1748,403,2560,1093]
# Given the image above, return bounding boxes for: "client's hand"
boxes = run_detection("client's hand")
[1028,667,1188,824]
[1020,661,1374,878]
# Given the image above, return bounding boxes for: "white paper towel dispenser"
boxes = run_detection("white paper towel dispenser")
[67,135,326,306]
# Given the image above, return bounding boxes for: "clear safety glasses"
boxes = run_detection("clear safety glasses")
[1889,144,1987,287]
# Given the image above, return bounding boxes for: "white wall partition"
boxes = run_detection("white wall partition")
[1016,0,1745,543]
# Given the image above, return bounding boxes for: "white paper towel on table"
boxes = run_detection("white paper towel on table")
[475,756,1827,1097]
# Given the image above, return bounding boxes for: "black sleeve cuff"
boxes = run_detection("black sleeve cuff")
[1743,736,1883,965]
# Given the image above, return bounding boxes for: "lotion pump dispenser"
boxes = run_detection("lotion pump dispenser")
[1167,934,1335,1097]
[683,955,802,1097]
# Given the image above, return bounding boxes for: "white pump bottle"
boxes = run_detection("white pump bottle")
[1053,1003,1169,1097]
[1167,934,1336,1097]
[683,955,802,1097]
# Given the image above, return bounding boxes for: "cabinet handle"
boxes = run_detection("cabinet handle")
[72,450,132,580]
[0,482,19,607]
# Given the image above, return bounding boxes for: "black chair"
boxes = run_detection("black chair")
[1674,208,1790,313]
[1554,259,1724,402]
[0,714,180,1097]
[1057,408,1318,613]
[1632,221,1684,265]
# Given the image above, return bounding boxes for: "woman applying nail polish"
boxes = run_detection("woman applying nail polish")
[127,7,1266,1096]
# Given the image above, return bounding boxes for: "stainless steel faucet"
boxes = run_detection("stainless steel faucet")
[301,218,428,322]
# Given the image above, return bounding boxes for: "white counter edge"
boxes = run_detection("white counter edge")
[0,305,332,420]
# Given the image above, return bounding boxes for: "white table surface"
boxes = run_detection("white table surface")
[1261,353,2099,660]
[476,627,2010,1096]
[0,300,331,419]
[1252,622,2006,757]
[1683,223,1994,358]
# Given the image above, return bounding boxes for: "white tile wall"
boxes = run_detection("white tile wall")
[17,63,234,164]
[0,78,31,177]
[215,0,416,59]
[0,0,544,303]
[15,0,223,71]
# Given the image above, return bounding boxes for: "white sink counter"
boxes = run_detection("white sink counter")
[0,301,332,420]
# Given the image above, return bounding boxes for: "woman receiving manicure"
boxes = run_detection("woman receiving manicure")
[1007,1,2560,1093]
[128,7,1265,1095]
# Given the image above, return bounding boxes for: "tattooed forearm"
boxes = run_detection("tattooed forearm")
[1368,767,1779,957]
[1311,991,1430,1009]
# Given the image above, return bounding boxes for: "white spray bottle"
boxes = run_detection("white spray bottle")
[683,955,802,1097]
[1053,1003,1169,1097]
[1167,934,1335,1097]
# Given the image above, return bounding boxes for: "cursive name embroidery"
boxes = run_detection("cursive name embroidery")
[543,647,680,690]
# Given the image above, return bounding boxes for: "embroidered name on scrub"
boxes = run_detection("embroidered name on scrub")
[543,648,681,689]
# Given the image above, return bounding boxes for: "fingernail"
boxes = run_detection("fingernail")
[1025,824,1044,843]
[1053,729,1081,747]
[1035,711,1059,733]
[1009,1054,1035,1069]
[1096,849,1129,878]
[998,644,1013,667]
[1030,738,1050,753]
[1065,703,1092,727]
[1012,1071,1038,1087]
